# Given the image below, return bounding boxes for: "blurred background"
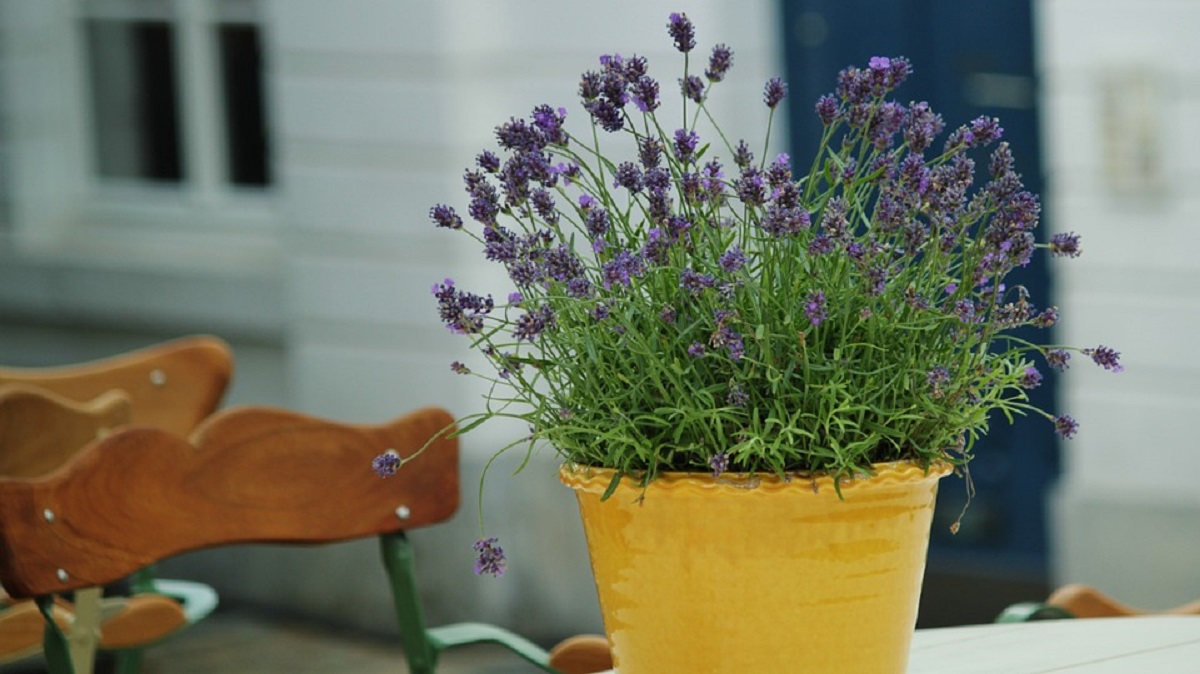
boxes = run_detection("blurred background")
[0,0,1197,650]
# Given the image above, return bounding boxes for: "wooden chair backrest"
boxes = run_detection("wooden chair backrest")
[0,386,132,479]
[0,335,233,437]
[0,406,459,598]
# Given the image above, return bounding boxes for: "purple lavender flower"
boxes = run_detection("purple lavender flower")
[945,116,1004,152]
[531,104,569,146]
[815,95,839,126]
[591,303,611,322]
[579,70,602,101]
[585,98,625,132]
[765,153,793,188]
[706,44,733,82]
[680,268,717,295]
[1054,414,1079,440]
[709,452,731,477]
[473,537,507,577]
[954,299,977,324]
[495,117,542,153]
[433,279,494,334]
[639,137,664,170]
[733,140,755,169]
[836,66,873,106]
[688,342,706,358]
[989,142,1015,180]
[808,235,835,256]
[1084,345,1124,373]
[630,75,661,113]
[372,450,401,478]
[450,361,471,374]
[613,162,644,193]
[700,160,726,203]
[531,189,558,226]
[602,250,645,289]
[1050,232,1081,258]
[476,151,500,173]
[585,207,611,239]
[566,277,593,299]
[1045,349,1071,372]
[734,167,767,206]
[927,366,950,398]
[820,197,849,240]
[763,77,788,109]
[866,55,911,94]
[1033,306,1059,328]
[805,290,827,327]
[759,204,810,237]
[868,100,906,150]
[719,246,746,273]
[465,172,500,225]
[903,101,944,153]
[673,128,700,164]
[430,204,463,230]
[514,305,556,342]
[726,385,749,409]
[668,12,696,53]
[681,75,705,103]
[717,327,745,361]
[865,266,888,296]
[659,305,677,323]
[1020,367,1043,389]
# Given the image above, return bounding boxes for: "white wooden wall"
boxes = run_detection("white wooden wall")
[197,0,783,637]
[1036,0,1200,608]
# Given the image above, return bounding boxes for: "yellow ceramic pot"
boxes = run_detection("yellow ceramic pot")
[561,461,952,674]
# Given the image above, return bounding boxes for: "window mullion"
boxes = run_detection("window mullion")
[173,0,227,204]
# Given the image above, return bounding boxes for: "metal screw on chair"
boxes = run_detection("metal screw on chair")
[396,505,412,520]
[57,569,69,582]
[43,508,55,522]
[150,368,167,387]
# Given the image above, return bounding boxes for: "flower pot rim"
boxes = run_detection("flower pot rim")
[560,459,953,495]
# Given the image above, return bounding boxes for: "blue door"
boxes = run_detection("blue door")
[780,0,1057,578]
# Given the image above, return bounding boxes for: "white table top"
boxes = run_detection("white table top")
[908,615,1200,673]
[599,616,1200,673]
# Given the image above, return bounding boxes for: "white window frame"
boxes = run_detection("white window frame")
[0,0,282,336]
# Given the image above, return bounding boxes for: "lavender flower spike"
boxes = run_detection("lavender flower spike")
[710,452,730,478]
[1054,414,1079,439]
[372,449,401,478]
[1084,345,1124,373]
[764,77,788,109]
[430,204,463,230]
[473,537,507,577]
[668,12,696,53]
[706,44,733,82]
[1049,232,1082,258]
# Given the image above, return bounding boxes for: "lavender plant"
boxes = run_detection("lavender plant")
[377,13,1120,573]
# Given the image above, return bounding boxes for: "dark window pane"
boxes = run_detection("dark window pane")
[85,20,184,182]
[218,24,270,186]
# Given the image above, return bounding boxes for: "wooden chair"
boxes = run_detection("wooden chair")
[0,404,611,674]
[0,334,233,436]
[997,583,1200,622]
[0,336,233,672]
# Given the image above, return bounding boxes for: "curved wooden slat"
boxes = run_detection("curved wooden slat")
[548,634,614,674]
[0,335,233,436]
[95,594,190,649]
[0,597,72,665]
[0,406,459,598]
[0,385,132,479]
[1047,583,1200,618]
